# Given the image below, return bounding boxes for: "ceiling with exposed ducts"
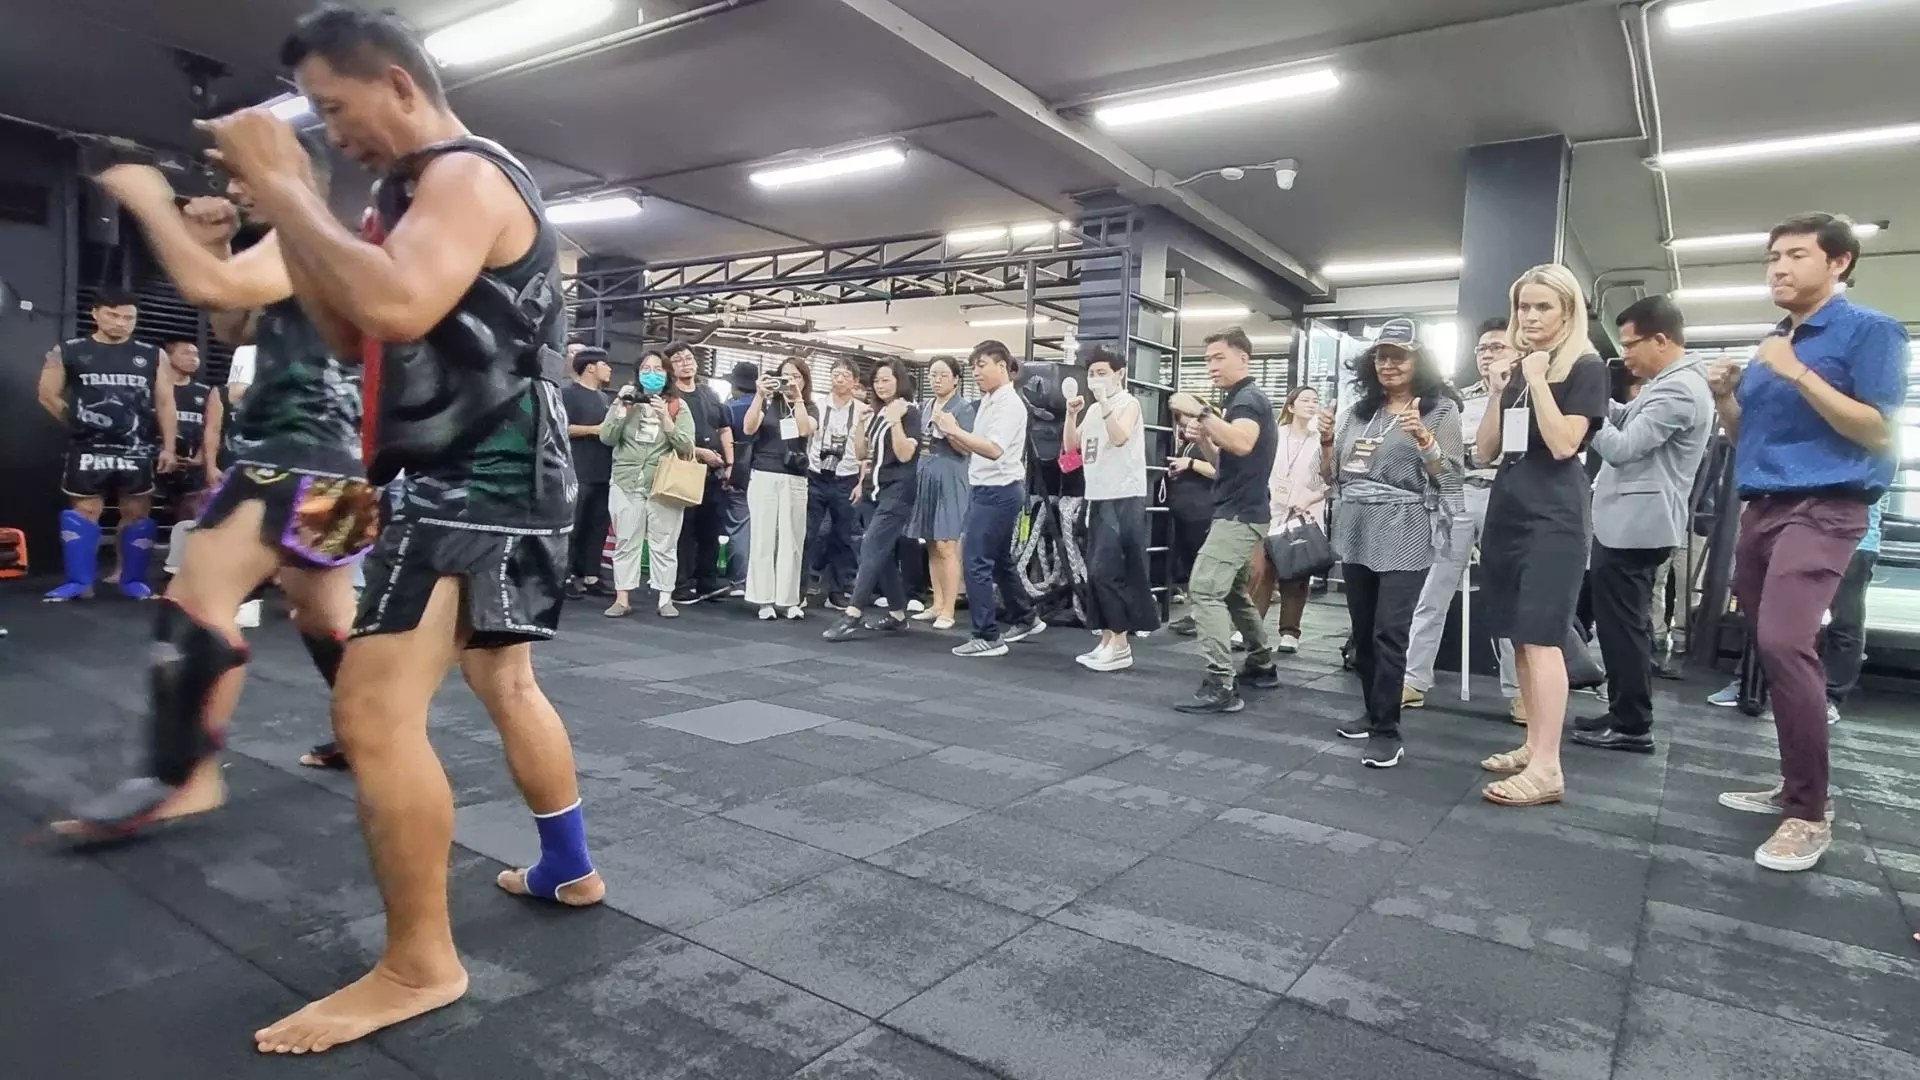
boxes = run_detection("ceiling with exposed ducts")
[0,0,1916,334]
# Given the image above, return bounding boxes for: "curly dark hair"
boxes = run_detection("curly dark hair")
[1346,341,1459,421]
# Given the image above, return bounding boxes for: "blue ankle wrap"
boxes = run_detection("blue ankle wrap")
[523,800,594,900]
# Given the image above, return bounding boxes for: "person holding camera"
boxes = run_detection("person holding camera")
[825,358,922,641]
[804,359,869,608]
[599,353,695,618]
[743,358,820,619]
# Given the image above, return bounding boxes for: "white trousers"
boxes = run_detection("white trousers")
[746,470,809,608]
[608,484,684,595]
[1403,484,1519,697]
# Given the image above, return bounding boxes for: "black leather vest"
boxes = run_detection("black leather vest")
[363,136,568,485]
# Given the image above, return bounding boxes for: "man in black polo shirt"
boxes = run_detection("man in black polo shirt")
[1169,327,1281,713]
[666,341,734,603]
[562,344,614,598]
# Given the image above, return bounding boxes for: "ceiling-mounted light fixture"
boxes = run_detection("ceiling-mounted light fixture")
[913,347,976,355]
[947,226,1009,245]
[1672,284,1772,302]
[1173,158,1300,191]
[967,315,1054,328]
[1321,255,1465,280]
[751,147,907,189]
[1667,221,1883,251]
[809,326,898,337]
[1094,69,1340,129]
[1686,323,1779,339]
[546,195,642,225]
[1180,305,1251,320]
[1657,123,1920,169]
[1665,0,1909,32]
[426,0,619,67]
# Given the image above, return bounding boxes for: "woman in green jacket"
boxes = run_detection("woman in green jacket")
[600,352,695,617]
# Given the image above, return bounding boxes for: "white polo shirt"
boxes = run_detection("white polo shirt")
[967,382,1028,487]
[227,344,257,387]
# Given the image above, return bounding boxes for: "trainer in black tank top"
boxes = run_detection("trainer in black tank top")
[172,381,210,460]
[61,337,161,455]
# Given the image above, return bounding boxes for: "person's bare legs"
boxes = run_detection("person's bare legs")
[255,577,468,1054]
[52,502,278,836]
[459,645,606,906]
[1493,644,1568,794]
[931,540,960,621]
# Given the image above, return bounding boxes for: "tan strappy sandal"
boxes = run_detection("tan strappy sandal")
[1481,746,1531,774]
[1484,771,1564,807]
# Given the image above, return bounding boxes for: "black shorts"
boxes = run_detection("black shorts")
[352,519,568,649]
[62,448,155,501]
[157,465,210,508]
[199,465,383,570]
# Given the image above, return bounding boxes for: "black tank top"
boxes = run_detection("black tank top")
[172,380,209,459]
[62,336,160,454]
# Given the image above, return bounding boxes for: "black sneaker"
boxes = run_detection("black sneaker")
[1175,676,1244,714]
[672,586,699,605]
[1361,734,1405,769]
[698,583,732,602]
[1239,660,1281,690]
[1335,718,1370,740]
[1168,616,1197,637]
[822,616,865,643]
[1003,618,1048,644]
[868,614,907,633]
[828,590,853,610]
[565,579,587,600]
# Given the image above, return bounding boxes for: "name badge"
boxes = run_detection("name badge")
[779,417,800,441]
[1501,407,1531,456]
[1341,437,1381,475]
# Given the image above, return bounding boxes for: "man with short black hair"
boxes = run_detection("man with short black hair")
[37,288,164,600]
[939,340,1043,656]
[1707,212,1909,872]
[1572,295,1712,754]
[562,344,614,598]
[666,340,733,602]
[806,357,867,607]
[1170,327,1280,712]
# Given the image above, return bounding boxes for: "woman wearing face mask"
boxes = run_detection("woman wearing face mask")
[600,352,695,618]
[1320,321,1464,769]
[1476,265,1610,807]
[743,357,820,619]
[908,354,976,630]
[825,358,922,641]
[1063,345,1158,670]
[1247,386,1328,653]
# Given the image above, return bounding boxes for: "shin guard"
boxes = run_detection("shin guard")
[523,800,595,900]
[299,631,351,770]
[45,510,101,600]
[118,517,158,599]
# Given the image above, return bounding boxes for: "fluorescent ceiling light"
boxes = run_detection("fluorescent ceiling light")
[1094,68,1340,129]
[1322,255,1464,280]
[1665,0,1903,31]
[1009,221,1058,238]
[265,93,311,120]
[1672,284,1771,302]
[968,315,1054,327]
[913,347,975,355]
[809,326,897,337]
[426,0,618,67]
[1181,305,1251,319]
[750,147,907,189]
[545,196,641,225]
[1668,221,1880,251]
[1247,334,1293,346]
[1687,323,1779,338]
[948,226,1009,244]
[1658,123,1920,169]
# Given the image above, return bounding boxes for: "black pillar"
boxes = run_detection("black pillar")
[1458,135,1570,361]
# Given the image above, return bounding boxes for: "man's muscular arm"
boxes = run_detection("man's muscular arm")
[103,178,291,312]
[37,348,66,422]
[251,154,522,342]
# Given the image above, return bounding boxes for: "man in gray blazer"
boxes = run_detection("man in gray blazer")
[1574,296,1714,752]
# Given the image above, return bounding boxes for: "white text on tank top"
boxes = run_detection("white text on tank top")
[1082,395,1147,500]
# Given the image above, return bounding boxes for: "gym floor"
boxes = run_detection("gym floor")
[2,586,1917,1080]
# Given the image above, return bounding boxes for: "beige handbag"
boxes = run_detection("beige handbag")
[651,449,706,508]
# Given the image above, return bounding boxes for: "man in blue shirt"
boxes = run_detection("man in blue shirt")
[1706,212,1909,874]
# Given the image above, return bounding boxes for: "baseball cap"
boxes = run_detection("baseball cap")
[1374,318,1421,349]
[729,361,762,393]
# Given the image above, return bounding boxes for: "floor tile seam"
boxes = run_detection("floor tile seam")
[1246,987,1537,1080]
[1605,818,1665,1080]
[848,766,1065,813]
[1625,946,1920,1053]
[1343,883,1647,983]
[851,1018,1023,1080]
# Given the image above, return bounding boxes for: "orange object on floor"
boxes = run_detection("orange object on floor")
[0,528,27,579]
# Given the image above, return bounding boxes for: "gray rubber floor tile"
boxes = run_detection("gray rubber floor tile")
[866,745,1069,809]
[593,814,849,929]
[1612,984,1920,1080]
[720,776,978,858]
[865,812,1148,915]
[1213,999,1528,1080]
[792,1026,1002,1080]
[1170,807,1414,904]
[1647,839,1913,951]
[754,720,943,773]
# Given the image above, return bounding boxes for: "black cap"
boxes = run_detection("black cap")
[1374,318,1420,349]
[728,361,762,393]
[571,346,609,374]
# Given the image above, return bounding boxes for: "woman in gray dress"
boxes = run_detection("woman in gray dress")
[909,355,976,629]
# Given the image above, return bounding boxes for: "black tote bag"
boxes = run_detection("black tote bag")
[1264,511,1336,583]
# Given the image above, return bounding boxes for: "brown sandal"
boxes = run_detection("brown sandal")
[1484,771,1564,807]
[1481,746,1531,774]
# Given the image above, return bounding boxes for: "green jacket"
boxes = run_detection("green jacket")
[600,394,695,496]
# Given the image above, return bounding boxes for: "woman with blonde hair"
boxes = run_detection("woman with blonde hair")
[1475,263,1611,806]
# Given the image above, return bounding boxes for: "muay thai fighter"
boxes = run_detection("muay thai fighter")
[196,2,603,1053]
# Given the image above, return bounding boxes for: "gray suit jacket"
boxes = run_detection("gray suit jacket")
[1590,356,1714,550]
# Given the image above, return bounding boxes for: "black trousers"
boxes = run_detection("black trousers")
[851,481,915,611]
[1590,542,1672,735]
[1344,563,1425,737]
[675,472,725,592]
[569,480,611,580]
[1086,497,1159,633]
[1822,548,1876,706]
[1170,506,1211,590]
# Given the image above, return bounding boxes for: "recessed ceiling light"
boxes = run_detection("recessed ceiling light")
[545,196,642,225]
[1181,305,1251,319]
[967,315,1053,327]
[1657,123,1920,169]
[809,326,898,337]
[1672,285,1772,302]
[947,226,1009,245]
[1668,221,1881,251]
[1321,255,1464,280]
[1247,334,1293,346]
[1094,68,1340,129]
[1665,0,1907,32]
[913,347,976,355]
[750,147,907,189]
[426,0,618,67]
[1686,323,1779,339]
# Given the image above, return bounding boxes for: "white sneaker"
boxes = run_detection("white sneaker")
[1075,642,1112,667]
[1080,647,1134,673]
[236,599,262,629]
[758,605,777,621]
[785,606,806,620]
[932,617,955,630]
[1277,633,1300,654]
[875,597,890,609]
[907,599,925,614]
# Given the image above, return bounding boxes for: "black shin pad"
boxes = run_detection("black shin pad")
[297,632,350,769]
[67,602,248,833]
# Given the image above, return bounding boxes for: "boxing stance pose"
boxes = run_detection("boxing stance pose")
[57,144,375,837]
[200,4,601,1052]
[37,289,165,601]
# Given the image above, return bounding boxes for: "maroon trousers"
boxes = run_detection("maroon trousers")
[1733,495,1868,822]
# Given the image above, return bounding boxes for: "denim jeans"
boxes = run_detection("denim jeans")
[963,481,1030,641]
[722,485,751,586]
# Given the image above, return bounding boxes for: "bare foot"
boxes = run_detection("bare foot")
[50,760,227,840]
[255,962,467,1054]
[495,867,606,907]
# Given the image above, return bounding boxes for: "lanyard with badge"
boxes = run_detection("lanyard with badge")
[1501,382,1532,458]
[1341,404,1410,476]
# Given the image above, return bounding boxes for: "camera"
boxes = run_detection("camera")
[617,385,652,406]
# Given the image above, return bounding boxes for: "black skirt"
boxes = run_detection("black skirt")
[1481,458,1592,647]
[1085,496,1161,633]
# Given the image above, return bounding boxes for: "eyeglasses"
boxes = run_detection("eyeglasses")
[1473,343,1515,356]
[1618,336,1648,350]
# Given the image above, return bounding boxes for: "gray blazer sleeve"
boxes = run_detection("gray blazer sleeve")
[1589,382,1702,466]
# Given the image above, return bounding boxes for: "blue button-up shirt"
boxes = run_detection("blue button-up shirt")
[1734,295,1909,499]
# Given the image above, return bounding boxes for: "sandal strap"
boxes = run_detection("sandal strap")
[1489,771,1562,802]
